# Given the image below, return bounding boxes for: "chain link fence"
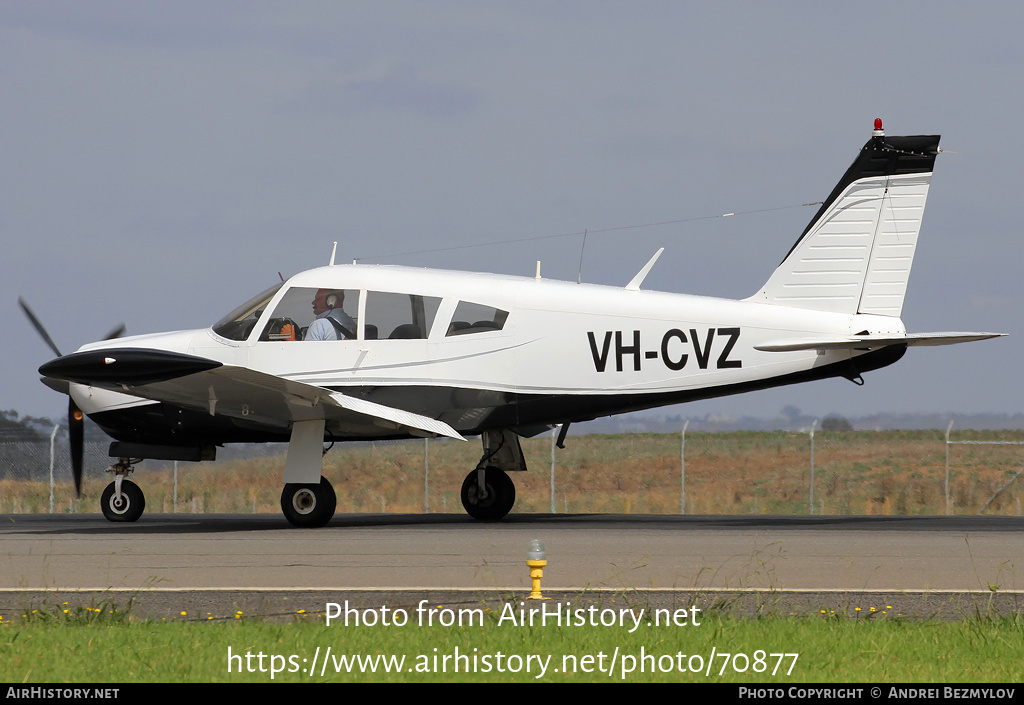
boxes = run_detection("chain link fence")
[2,428,1022,516]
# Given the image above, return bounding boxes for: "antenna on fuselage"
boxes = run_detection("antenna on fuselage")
[329,241,338,266]
[576,229,588,284]
[625,248,665,291]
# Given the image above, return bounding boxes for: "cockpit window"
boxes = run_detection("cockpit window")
[212,284,283,341]
[258,287,360,341]
[446,301,509,336]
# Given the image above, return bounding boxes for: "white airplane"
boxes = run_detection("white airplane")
[25,119,1003,527]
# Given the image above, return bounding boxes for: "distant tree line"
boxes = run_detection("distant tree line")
[0,410,58,441]
[0,409,108,443]
[820,415,854,432]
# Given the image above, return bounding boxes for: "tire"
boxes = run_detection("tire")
[100,480,146,523]
[461,467,516,520]
[281,477,337,528]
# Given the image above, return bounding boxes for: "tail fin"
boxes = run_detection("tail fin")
[750,122,941,317]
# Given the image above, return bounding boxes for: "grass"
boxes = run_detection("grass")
[2,607,1022,682]
[3,430,1023,517]
[3,431,1023,683]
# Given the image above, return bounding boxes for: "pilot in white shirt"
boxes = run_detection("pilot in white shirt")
[305,288,356,340]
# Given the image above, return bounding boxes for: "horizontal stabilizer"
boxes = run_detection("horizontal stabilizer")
[755,332,1005,352]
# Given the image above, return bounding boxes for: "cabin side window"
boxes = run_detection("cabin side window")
[445,301,509,336]
[364,291,442,340]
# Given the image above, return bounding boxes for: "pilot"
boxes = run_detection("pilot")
[305,288,357,340]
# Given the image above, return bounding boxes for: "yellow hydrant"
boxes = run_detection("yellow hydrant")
[527,539,548,600]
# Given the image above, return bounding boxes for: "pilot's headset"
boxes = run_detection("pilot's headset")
[325,291,341,309]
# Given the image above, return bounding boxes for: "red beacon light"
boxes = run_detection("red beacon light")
[872,118,884,137]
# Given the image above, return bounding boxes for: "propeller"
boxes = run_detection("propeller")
[19,297,125,497]
[68,398,84,497]
[18,297,62,358]
[102,323,126,342]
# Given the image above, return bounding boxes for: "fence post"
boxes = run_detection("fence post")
[48,424,59,514]
[424,438,430,513]
[680,419,689,514]
[944,420,953,515]
[809,419,817,515]
[173,461,178,513]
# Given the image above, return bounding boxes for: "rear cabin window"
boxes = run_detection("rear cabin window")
[364,291,442,340]
[445,301,509,336]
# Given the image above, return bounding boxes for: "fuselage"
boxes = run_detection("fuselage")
[71,263,906,445]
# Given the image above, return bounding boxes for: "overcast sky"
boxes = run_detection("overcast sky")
[3,1,1021,425]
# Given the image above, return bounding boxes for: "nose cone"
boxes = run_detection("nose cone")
[39,348,222,386]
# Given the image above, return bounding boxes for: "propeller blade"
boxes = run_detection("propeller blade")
[69,399,84,498]
[102,323,126,341]
[18,297,63,358]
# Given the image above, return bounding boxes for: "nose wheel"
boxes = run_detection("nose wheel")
[100,479,145,522]
[99,458,145,522]
[461,466,516,520]
[281,476,337,528]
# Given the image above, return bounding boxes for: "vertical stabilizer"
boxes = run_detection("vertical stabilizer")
[750,121,940,316]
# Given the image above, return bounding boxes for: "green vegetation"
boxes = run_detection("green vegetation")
[4,430,1023,516]
[4,430,1022,683]
[2,608,1022,682]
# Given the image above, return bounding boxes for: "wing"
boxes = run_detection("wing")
[754,332,1005,353]
[39,348,465,441]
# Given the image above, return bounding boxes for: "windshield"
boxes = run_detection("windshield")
[211,283,284,341]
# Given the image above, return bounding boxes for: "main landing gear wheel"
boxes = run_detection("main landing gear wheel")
[281,477,337,528]
[100,480,145,523]
[461,467,516,521]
